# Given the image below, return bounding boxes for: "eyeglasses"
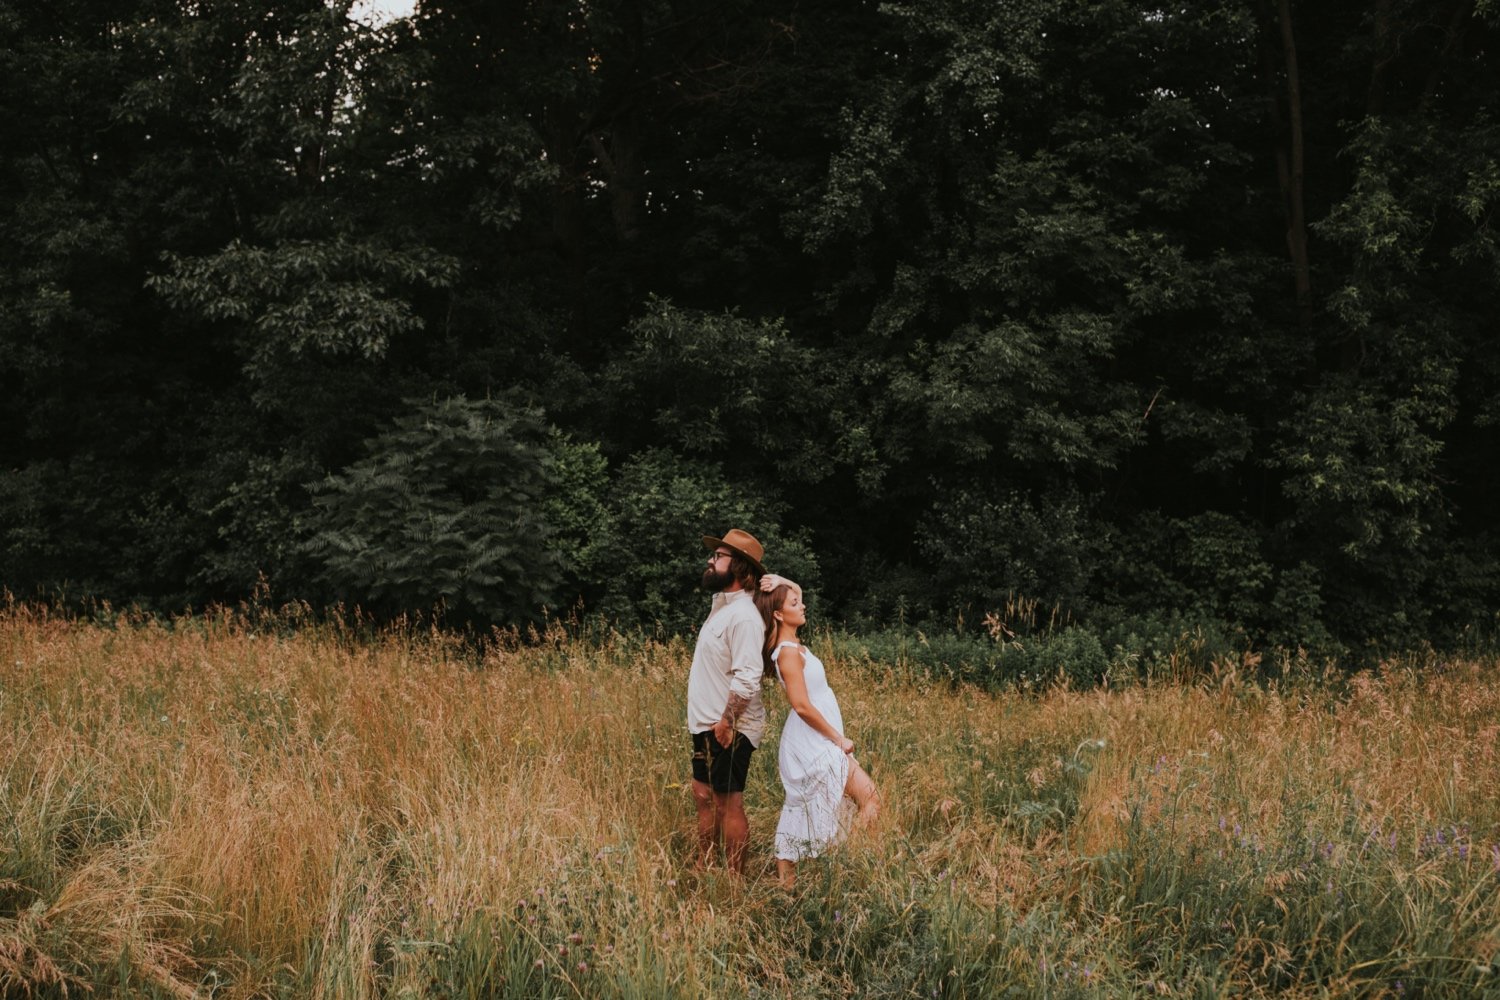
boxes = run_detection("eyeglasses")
[707,550,733,564]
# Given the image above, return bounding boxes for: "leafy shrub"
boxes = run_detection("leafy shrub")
[1102,510,1273,628]
[835,606,1259,690]
[1263,561,1341,657]
[1090,609,1249,683]
[301,395,562,625]
[542,433,615,613]
[1028,626,1111,689]
[589,448,819,634]
[915,486,1098,613]
[832,627,1004,685]
[830,623,1110,690]
[193,449,324,599]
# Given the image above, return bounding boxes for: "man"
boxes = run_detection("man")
[686,528,767,873]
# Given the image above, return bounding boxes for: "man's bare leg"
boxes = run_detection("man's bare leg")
[716,791,748,873]
[691,779,719,868]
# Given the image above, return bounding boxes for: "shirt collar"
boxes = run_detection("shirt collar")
[713,588,751,610]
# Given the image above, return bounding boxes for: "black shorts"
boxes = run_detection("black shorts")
[691,730,755,794]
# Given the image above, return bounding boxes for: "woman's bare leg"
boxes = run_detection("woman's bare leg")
[844,759,880,832]
[776,859,797,889]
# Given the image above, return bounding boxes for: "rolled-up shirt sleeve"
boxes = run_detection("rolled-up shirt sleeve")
[724,613,765,701]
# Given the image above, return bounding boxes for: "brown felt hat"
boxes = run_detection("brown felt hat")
[701,528,766,575]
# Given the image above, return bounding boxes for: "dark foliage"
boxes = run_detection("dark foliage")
[2,0,1497,657]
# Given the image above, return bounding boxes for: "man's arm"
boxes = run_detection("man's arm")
[713,691,754,748]
[719,691,753,727]
[712,612,766,746]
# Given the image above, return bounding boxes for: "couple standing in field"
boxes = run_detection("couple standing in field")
[686,528,879,886]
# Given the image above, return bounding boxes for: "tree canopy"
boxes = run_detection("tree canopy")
[3,0,1497,655]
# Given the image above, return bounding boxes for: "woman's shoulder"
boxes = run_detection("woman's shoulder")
[771,641,806,664]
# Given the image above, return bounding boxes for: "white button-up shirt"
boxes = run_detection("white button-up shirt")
[685,589,767,745]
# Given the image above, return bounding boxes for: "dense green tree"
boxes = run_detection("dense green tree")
[0,0,229,604]
[2,0,1498,654]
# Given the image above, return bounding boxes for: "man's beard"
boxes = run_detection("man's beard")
[701,567,735,592]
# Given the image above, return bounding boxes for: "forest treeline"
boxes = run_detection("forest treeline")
[3,0,1498,656]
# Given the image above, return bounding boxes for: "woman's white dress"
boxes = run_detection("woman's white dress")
[772,641,851,862]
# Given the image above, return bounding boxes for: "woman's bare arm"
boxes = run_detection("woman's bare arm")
[776,646,851,751]
[759,574,799,593]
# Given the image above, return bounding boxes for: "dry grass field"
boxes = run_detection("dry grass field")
[2,602,1499,997]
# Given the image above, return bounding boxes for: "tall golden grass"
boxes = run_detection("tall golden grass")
[1,602,1497,997]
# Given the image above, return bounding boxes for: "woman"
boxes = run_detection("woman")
[754,577,879,887]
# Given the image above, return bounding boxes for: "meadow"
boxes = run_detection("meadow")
[2,602,1499,998]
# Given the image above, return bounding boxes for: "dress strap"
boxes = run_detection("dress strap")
[771,641,803,659]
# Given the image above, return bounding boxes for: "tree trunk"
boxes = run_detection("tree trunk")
[1420,2,1474,113]
[1366,0,1394,115]
[1276,0,1313,330]
[589,111,644,244]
